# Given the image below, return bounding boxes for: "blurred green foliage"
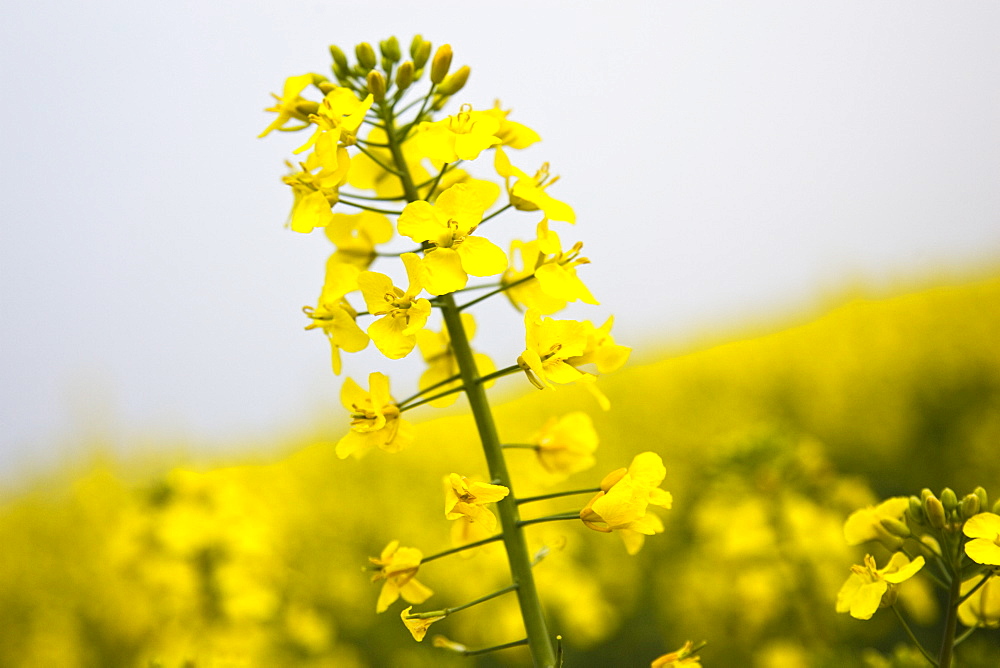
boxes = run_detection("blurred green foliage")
[2,274,999,667]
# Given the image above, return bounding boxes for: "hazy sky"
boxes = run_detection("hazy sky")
[2,2,999,482]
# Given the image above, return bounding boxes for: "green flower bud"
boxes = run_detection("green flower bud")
[317,81,336,95]
[329,45,349,72]
[941,488,958,513]
[413,41,432,72]
[409,34,424,59]
[430,44,453,84]
[880,517,912,538]
[437,65,470,96]
[380,36,401,63]
[925,495,946,529]
[920,488,934,501]
[993,499,1000,515]
[974,486,989,512]
[395,61,414,91]
[355,42,377,71]
[366,70,386,102]
[295,101,320,116]
[960,493,981,520]
[908,496,925,524]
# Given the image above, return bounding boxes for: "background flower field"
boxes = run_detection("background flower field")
[2,271,998,667]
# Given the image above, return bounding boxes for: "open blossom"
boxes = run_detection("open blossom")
[494,146,575,223]
[530,412,598,478]
[370,540,433,613]
[415,313,495,408]
[963,512,1000,565]
[417,103,502,162]
[504,220,597,313]
[303,259,369,374]
[397,182,506,295]
[259,73,316,137]
[958,575,1000,628]
[580,452,673,554]
[482,101,541,149]
[282,152,350,233]
[358,253,432,359]
[444,474,508,545]
[835,553,925,620]
[336,372,413,459]
[843,497,910,550]
[295,87,373,155]
[324,211,394,269]
[518,312,630,391]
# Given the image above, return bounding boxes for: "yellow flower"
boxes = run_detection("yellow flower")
[417,103,502,162]
[964,512,1000,565]
[415,313,496,407]
[444,474,509,534]
[335,372,413,458]
[517,312,629,390]
[835,553,925,620]
[397,182,506,295]
[482,101,541,149]
[494,146,575,223]
[259,73,316,138]
[580,452,673,554]
[324,211,394,269]
[530,412,598,478]
[958,575,1000,628]
[369,540,433,614]
[281,153,349,233]
[651,641,702,668]
[400,606,445,642]
[347,127,431,199]
[295,87,373,156]
[303,259,369,374]
[843,497,910,550]
[504,220,597,313]
[358,253,432,359]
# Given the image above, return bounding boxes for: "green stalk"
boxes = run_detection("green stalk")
[937,560,961,668]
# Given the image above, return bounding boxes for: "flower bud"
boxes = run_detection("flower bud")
[295,101,320,116]
[925,495,946,529]
[395,61,414,91]
[974,486,989,512]
[599,467,627,492]
[960,493,981,520]
[409,34,425,59]
[366,71,386,102]
[994,499,1000,515]
[317,81,336,94]
[941,488,959,513]
[880,517,911,539]
[430,44,453,84]
[920,488,934,501]
[413,41,432,72]
[437,65,470,96]
[329,45,349,72]
[379,36,401,63]
[355,42,377,71]
[908,496,926,525]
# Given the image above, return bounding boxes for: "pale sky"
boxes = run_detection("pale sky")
[2,2,999,483]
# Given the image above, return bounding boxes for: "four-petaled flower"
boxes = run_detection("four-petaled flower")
[835,552,925,620]
[303,260,369,374]
[518,312,630,392]
[370,540,433,613]
[494,146,575,223]
[444,474,509,545]
[843,497,910,550]
[400,606,445,642]
[504,220,597,314]
[397,182,506,295]
[958,575,1000,629]
[336,372,413,459]
[417,103,502,162]
[358,253,432,359]
[963,512,1000,566]
[530,412,598,479]
[415,313,495,408]
[259,73,316,138]
[580,452,673,555]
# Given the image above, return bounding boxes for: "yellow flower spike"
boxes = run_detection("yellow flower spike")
[958,576,1000,628]
[417,103,502,163]
[963,512,1000,565]
[303,259,369,374]
[580,452,673,554]
[844,497,910,550]
[651,640,703,668]
[401,606,445,642]
[494,147,575,223]
[484,101,541,149]
[397,183,506,295]
[415,313,496,407]
[358,253,432,359]
[335,372,414,459]
[369,540,433,614]
[835,552,926,620]
[259,73,316,138]
[530,412,598,478]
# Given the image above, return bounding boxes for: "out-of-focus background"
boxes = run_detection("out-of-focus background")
[2,2,1000,667]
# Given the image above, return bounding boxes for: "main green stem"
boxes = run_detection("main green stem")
[381,98,556,667]
[937,565,960,668]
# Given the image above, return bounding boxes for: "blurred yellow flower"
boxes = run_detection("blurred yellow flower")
[303,259,369,375]
[324,211,394,269]
[400,606,445,642]
[369,540,433,614]
[494,146,575,223]
[358,253,432,359]
[530,412,598,478]
[580,452,673,555]
[958,575,1000,628]
[835,553,925,620]
[336,372,414,458]
[963,512,1000,566]
[259,73,315,137]
[651,640,702,667]
[415,313,495,408]
[843,497,909,549]
[417,103,502,162]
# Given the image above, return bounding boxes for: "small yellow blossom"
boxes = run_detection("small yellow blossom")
[518,312,630,390]
[494,146,575,223]
[835,553,925,620]
[259,73,316,137]
[415,313,495,407]
[397,182,506,295]
[651,641,702,668]
[530,412,598,478]
[295,87,373,156]
[482,101,541,149]
[324,211,394,269]
[963,512,1000,565]
[580,452,673,554]
[336,372,413,458]
[444,474,509,535]
[369,540,433,613]
[358,253,432,359]
[843,497,910,549]
[417,103,502,162]
[958,575,1000,628]
[401,606,445,642]
[504,220,597,313]
[282,153,349,233]
[303,259,369,374]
